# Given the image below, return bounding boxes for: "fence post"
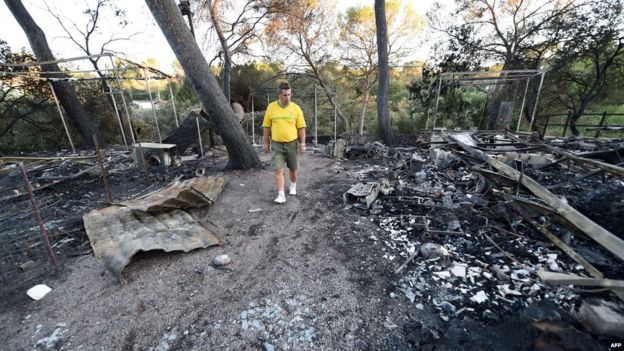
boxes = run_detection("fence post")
[562,111,571,137]
[595,111,608,138]
[19,163,59,274]
[543,115,551,138]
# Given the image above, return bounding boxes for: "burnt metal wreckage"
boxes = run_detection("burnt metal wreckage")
[340,130,624,342]
[0,115,231,300]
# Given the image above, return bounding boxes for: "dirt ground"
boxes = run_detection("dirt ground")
[0,149,615,350]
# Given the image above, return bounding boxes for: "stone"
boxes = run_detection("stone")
[213,255,232,266]
[34,326,66,350]
[405,288,416,303]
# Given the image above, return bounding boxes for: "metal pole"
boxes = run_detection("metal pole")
[144,68,162,143]
[334,91,337,142]
[516,78,531,132]
[314,85,318,147]
[196,114,204,156]
[431,77,443,129]
[168,78,179,127]
[48,82,76,153]
[108,84,128,150]
[251,94,256,145]
[595,111,608,138]
[93,135,113,203]
[528,72,546,132]
[109,55,135,145]
[19,162,59,273]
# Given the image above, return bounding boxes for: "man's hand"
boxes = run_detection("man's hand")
[298,143,306,155]
[263,141,270,153]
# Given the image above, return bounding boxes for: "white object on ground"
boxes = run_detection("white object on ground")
[470,290,488,304]
[27,284,52,300]
[213,255,232,266]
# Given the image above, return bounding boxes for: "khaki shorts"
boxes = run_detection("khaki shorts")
[271,140,299,170]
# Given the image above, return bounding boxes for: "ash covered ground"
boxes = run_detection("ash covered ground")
[0,138,622,350]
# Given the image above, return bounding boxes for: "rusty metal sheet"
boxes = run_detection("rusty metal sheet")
[123,176,227,212]
[84,208,220,281]
[83,176,227,281]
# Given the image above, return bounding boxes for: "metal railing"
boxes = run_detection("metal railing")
[537,111,624,137]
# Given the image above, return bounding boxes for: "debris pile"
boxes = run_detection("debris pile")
[0,145,228,301]
[236,291,317,350]
[341,131,624,338]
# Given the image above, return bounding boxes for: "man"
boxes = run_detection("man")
[262,82,306,204]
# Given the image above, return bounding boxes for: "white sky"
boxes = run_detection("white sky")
[0,0,437,74]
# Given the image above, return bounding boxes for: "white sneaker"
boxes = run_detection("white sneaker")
[289,183,297,196]
[274,191,286,204]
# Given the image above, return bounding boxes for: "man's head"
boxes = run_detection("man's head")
[277,81,291,106]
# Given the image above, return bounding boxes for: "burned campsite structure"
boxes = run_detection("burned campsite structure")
[1,57,624,351]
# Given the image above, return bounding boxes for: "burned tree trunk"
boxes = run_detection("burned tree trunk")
[4,0,105,148]
[374,0,394,146]
[144,0,260,170]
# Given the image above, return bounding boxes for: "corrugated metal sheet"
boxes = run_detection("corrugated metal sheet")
[83,176,227,281]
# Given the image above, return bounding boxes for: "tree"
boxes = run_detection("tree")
[0,41,50,140]
[5,0,105,148]
[339,0,423,135]
[144,0,261,170]
[375,0,393,145]
[198,0,276,102]
[544,0,624,136]
[265,0,350,131]
[44,0,138,111]
[430,0,578,129]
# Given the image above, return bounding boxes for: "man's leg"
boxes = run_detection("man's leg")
[275,168,285,192]
[288,169,297,195]
[274,168,286,203]
[286,142,299,195]
[271,142,287,203]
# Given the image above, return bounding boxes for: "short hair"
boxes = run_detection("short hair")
[277,81,291,95]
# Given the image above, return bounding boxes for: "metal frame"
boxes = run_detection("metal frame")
[430,69,546,132]
[0,53,176,151]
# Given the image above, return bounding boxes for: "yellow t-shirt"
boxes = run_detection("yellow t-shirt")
[262,101,306,142]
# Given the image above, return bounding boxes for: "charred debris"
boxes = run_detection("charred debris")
[339,131,624,340]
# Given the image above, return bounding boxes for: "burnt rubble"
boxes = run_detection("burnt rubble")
[341,131,624,342]
[0,146,229,302]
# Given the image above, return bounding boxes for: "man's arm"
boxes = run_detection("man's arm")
[298,128,306,154]
[263,127,271,153]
